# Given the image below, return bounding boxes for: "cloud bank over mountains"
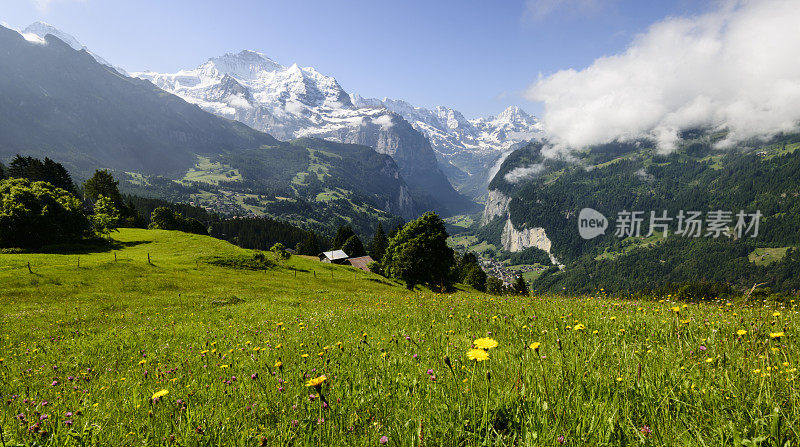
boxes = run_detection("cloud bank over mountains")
[526,0,800,152]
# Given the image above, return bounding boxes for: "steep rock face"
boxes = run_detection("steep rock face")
[351,96,544,198]
[481,189,511,224]
[133,52,473,215]
[501,219,561,266]
[0,25,276,177]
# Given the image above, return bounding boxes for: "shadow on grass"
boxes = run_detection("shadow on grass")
[365,277,399,287]
[32,238,150,255]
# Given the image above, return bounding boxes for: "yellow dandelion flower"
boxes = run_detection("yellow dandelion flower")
[772,312,781,317]
[671,306,681,313]
[770,332,785,339]
[274,361,282,369]
[705,357,714,363]
[305,375,327,387]
[138,359,147,365]
[529,342,541,351]
[736,330,747,336]
[573,323,586,331]
[466,348,490,362]
[473,338,498,350]
[151,389,169,400]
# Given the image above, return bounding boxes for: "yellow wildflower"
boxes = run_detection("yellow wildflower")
[473,338,498,350]
[466,348,490,362]
[306,375,327,387]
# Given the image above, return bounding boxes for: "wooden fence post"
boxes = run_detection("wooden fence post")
[147,253,151,264]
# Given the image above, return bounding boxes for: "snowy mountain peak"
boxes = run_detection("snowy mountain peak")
[434,106,471,130]
[132,50,541,199]
[494,106,535,125]
[201,50,282,80]
[21,21,125,74]
[23,21,82,50]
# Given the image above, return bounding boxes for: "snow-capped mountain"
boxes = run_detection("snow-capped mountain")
[352,96,541,156]
[133,51,475,214]
[22,22,127,75]
[350,96,543,198]
[133,50,540,202]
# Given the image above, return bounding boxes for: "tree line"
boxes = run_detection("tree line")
[2,156,524,294]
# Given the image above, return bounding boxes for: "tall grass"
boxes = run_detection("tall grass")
[0,229,796,446]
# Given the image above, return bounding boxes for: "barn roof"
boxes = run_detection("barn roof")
[347,255,375,271]
[319,250,349,261]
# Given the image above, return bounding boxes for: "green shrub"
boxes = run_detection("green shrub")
[0,178,88,248]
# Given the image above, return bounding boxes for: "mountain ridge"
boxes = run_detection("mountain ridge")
[0,24,419,235]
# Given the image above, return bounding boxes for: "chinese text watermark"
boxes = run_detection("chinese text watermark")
[578,208,761,240]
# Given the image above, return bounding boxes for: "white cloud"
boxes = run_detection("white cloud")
[372,114,394,131]
[227,94,253,110]
[526,0,800,152]
[284,100,304,115]
[504,163,545,183]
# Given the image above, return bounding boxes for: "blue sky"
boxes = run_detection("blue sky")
[1,0,712,118]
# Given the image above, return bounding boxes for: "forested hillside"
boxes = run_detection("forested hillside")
[482,132,800,295]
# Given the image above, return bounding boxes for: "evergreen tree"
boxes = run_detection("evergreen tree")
[513,274,529,296]
[382,212,454,291]
[486,276,506,295]
[150,207,178,230]
[464,265,487,292]
[341,234,366,257]
[389,221,405,239]
[369,222,388,263]
[296,232,321,255]
[83,169,133,221]
[332,225,356,250]
[7,155,75,193]
[84,169,124,209]
[0,163,5,180]
[149,207,207,235]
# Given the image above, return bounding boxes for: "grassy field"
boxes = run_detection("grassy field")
[0,229,797,446]
[749,247,793,266]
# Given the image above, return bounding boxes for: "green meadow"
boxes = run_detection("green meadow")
[0,229,797,446]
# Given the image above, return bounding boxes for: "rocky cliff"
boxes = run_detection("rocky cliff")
[501,218,561,266]
[481,189,511,224]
